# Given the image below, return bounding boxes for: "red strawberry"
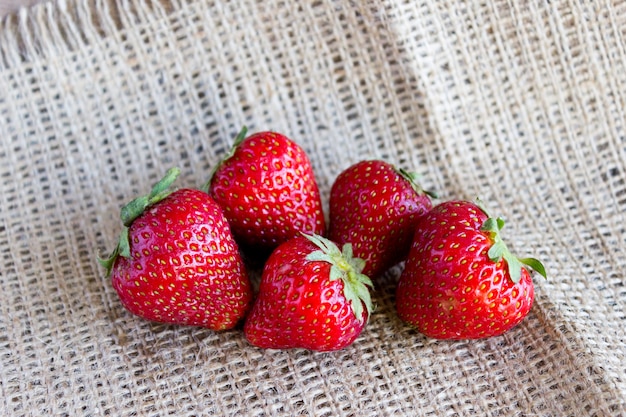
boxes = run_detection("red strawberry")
[244,234,374,351]
[395,200,546,339]
[99,168,252,330]
[204,127,325,258]
[328,160,435,278]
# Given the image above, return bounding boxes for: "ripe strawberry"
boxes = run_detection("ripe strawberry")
[395,200,546,339]
[204,127,325,258]
[328,160,435,278]
[244,234,374,351]
[99,168,252,330]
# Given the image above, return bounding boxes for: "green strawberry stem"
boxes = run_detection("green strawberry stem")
[478,201,547,283]
[302,233,374,323]
[201,126,248,193]
[98,167,181,277]
[396,166,438,199]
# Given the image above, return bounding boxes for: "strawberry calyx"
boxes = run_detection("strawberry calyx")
[302,233,374,323]
[396,167,438,199]
[98,167,181,277]
[201,126,248,192]
[477,202,547,283]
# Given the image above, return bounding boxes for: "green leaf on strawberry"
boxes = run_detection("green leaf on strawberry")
[303,233,374,323]
[99,167,181,275]
[479,202,547,283]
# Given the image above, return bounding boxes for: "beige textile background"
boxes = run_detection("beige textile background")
[1,0,626,415]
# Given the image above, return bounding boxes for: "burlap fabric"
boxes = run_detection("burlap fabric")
[1,0,625,415]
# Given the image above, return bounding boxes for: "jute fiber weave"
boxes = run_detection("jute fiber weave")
[1,0,625,415]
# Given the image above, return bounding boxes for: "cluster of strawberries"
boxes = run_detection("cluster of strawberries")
[99,127,546,351]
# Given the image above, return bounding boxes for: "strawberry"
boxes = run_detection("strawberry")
[244,234,374,351]
[99,168,252,330]
[204,127,325,258]
[328,160,435,278]
[395,200,546,339]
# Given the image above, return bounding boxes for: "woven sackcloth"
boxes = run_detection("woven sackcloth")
[1,0,625,415]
